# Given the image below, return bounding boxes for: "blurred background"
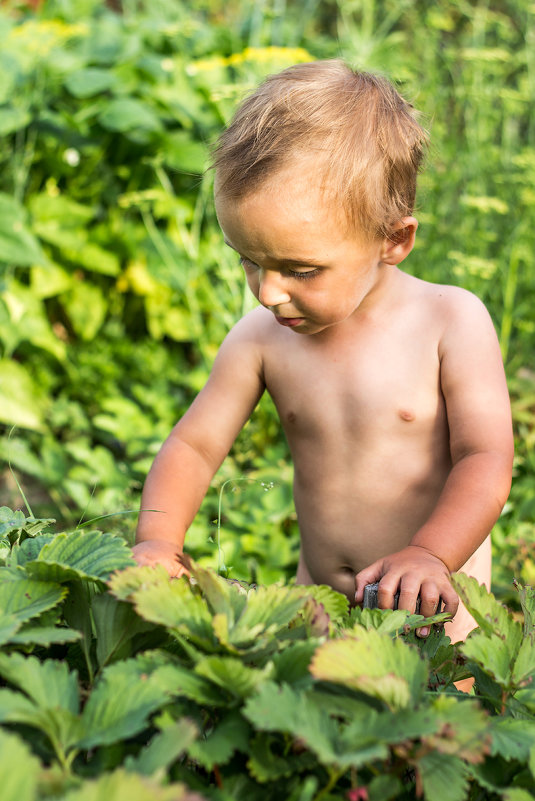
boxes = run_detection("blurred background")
[0,0,533,602]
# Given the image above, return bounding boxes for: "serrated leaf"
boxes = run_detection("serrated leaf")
[0,614,21,645]
[424,694,490,763]
[247,732,316,783]
[451,574,523,649]
[0,507,26,537]
[188,711,250,770]
[293,583,349,624]
[108,564,173,600]
[0,687,82,752]
[0,652,80,713]
[9,534,55,565]
[512,635,535,685]
[194,655,273,700]
[490,718,535,761]
[0,574,66,623]
[124,576,217,651]
[92,593,151,668]
[7,625,81,645]
[124,718,198,776]
[187,559,247,621]
[368,774,404,801]
[417,751,469,801]
[349,606,410,633]
[309,628,427,709]
[60,768,193,801]
[25,530,135,584]
[0,729,41,801]
[272,640,319,685]
[78,660,171,749]
[461,628,515,688]
[151,662,227,706]
[228,584,307,651]
[515,582,535,637]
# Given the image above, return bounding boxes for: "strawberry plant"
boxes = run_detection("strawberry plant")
[0,507,534,801]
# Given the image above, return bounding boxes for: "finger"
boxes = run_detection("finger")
[418,583,442,619]
[439,584,459,620]
[397,580,422,614]
[377,579,401,610]
[354,561,384,604]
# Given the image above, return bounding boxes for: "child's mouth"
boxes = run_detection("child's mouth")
[275,316,304,327]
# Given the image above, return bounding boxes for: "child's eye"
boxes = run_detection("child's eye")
[289,268,320,280]
[239,256,258,270]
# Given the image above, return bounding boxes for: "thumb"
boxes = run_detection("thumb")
[354,560,384,604]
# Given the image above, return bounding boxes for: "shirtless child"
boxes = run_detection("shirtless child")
[133,61,513,645]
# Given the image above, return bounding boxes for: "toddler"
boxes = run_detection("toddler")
[133,61,513,645]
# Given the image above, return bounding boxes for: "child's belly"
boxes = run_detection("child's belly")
[290,431,452,598]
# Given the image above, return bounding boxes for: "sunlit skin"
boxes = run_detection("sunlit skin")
[134,160,513,650]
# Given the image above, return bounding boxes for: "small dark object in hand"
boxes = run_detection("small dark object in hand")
[363,582,421,614]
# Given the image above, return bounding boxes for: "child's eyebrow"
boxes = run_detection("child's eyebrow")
[223,239,323,267]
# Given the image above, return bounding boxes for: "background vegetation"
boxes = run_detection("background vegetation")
[0,0,534,602]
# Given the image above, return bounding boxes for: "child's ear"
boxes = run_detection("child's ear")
[380,217,418,265]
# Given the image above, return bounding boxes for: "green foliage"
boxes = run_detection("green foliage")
[0,516,533,800]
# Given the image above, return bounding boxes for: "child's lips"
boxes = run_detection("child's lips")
[275,315,304,327]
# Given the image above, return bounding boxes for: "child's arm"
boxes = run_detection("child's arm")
[355,290,514,621]
[134,313,265,576]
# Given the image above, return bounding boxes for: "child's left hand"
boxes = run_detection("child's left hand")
[354,545,459,635]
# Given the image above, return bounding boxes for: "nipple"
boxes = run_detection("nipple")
[399,409,415,422]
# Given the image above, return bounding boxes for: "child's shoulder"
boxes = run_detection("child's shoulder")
[401,272,492,323]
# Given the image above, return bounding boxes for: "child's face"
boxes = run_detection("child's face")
[215,162,389,336]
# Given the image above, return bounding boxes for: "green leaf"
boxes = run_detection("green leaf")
[0,615,21,646]
[92,592,151,668]
[65,67,117,97]
[0,507,26,538]
[60,769,193,801]
[516,581,535,637]
[78,660,171,749]
[309,627,428,709]
[0,730,41,801]
[99,99,162,133]
[194,655,273,700]
[461,628,516,688]
[512,635,535,685]
[293,583,349,624]
[451,574,523,648]
[247,732,316,783]
[490,718,535,761]
[417,751,469,801]
[163,130,207,173]
[25,530,136,584]
[124,718,198,775]
[188,711,251,769]
[150,662,227,707]
[0,652,80,713]
[61,281,108,340]
[0,193,47,266]
[7,625,82,646]
[108,564,172,600]
[0,360,47,431]
[0,574,66,623]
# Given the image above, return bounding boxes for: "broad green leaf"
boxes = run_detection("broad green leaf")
[61,769,193,801]
[309,628,427,709]
[0,106,31,136]
[0,652,80,713]
[0,687,82,752]
[0,614,21,646]
[451,574,523,650]
[0,192,47,266]
[188,711,250,769]
[7,625,81,646]
[247,732,317,783]
[368,774,404,801]
[99,99,162,132]
[512,635,535,685]
[243,681,389,768]
[25,530,136,584]
[10,534,55,564]
[461,628,515,688]
[0,574,66,623]
[61,282,108,340]
[124,576,217,651]
[0,507,26,537]
[163,130,207,173]
[417,752,469,801]
[0,730,41,801]
[272,639,319,685]
[78,660,171,749]
[424,694,490,763]
[124,718,198,775]
[187,559,247,622]
[502,791,535,801]
[293,583,349,624]
[0,359,47,431]
[490,718,535,761]
[194,655,273,700]
[108,564,172,600]
[150,662,227,707]
[92,593,151,668]
[515,581,535,637]
[65,67,117,97]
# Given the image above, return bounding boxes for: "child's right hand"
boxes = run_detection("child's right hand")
[131,539,189,578]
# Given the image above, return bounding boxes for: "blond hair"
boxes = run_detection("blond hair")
[213,60,428,239]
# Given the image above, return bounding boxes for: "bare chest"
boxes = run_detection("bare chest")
[263,322,446,442]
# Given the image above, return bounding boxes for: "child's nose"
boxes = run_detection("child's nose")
[257,270,291,307]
